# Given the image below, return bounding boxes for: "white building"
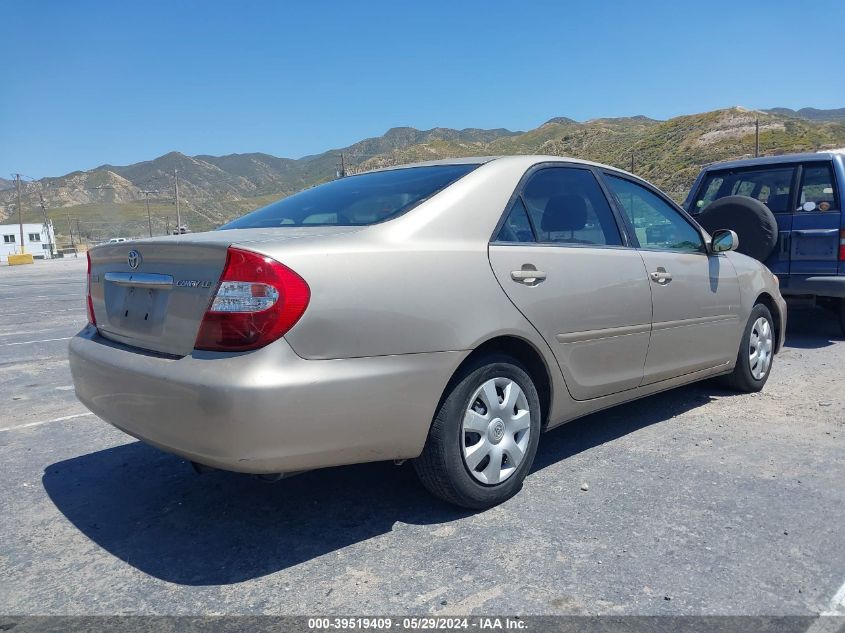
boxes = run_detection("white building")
[0,222,57,262]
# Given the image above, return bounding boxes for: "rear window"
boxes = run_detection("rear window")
[220,164,479,229]
[692,166,795,213]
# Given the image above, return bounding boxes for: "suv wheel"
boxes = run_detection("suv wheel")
[414,355,541,509]
[721,303,775,393]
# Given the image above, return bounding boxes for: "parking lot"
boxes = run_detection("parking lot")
[1,257,844,616]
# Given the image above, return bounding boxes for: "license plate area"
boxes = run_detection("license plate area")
[791,229,838,261]
[103,282,172,337]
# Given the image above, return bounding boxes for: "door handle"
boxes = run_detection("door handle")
[792,229,838,236]
[649,268,672,285]
[511,265,546,285]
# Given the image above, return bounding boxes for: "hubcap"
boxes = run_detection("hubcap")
[749,316,773,380]
[461,377,531,485]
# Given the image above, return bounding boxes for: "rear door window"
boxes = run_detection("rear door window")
[797,164,839,212]
[495,198,535,243]
[519,167,623,246]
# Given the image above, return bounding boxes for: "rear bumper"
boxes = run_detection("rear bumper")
[69,325,466,473]
[779,275,845,299]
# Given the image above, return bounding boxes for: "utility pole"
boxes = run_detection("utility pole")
[337,153,346,178]
[166,216,171,235]
[141,190,156,237]
[65,208,75,250]
[174,169,182,233]
[630,151,635,174]
[38,192,55,258]
[15,174,25,254]
[76,218,83,245]
[755,117,760,157]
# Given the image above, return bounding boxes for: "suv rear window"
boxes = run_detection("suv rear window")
[221,164,479,229]
[693,166,795,213]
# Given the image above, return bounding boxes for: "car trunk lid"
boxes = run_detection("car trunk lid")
[87,227,364,356]
[88,241,229,356]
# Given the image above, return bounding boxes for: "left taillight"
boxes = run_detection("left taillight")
[839,229,845,261]
[86,251,96,326]
[194,247,310,352]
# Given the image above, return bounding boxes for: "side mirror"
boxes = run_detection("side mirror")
[711,229,739,253]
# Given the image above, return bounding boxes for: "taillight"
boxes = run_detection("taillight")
[86,251,96,326]
[839,229,845,261]
[194,247,310,351]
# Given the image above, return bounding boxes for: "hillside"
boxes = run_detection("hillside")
[763,107,845,123]
[3,107,844,240]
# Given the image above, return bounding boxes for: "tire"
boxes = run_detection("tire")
[413,354,542,509]
[697,196,778,262]
[721,304,775,392]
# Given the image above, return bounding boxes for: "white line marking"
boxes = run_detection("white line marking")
[806,579,845,633]
[55,385,75,391]
[1,294,83,300]
[823,578,845,615]
[1,336,72,347]
[0,329,73,337]
[1,411,93,432]
[2,307,80,317]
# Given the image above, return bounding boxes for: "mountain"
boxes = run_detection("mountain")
[0,177,13,191]
[355,108,845,198]
[763,107,845,123]
[2,107,844,239]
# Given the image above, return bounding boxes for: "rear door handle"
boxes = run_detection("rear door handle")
[649,268,672,285]
[792,229,838,236]
[511,266,546,285]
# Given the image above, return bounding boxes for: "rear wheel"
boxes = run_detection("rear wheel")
[721,304,775,392]
[414,355,541,509]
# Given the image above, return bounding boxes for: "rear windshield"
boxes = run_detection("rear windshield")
[692,166,795,213]
[220,164,479,229]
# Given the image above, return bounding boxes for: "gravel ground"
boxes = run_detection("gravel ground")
[1,257,843,616]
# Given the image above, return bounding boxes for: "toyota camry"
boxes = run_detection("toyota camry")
[69,156,786,508]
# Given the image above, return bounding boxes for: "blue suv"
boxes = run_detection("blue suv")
[686,152,845,334]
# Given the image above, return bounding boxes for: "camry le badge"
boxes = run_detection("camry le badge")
[127,250,141,270]
[176,279,213,288]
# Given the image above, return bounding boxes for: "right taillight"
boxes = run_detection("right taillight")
[839,229,845,261]
[86,251,96,326]
[194,247,310,352]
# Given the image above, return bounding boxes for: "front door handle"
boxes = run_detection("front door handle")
[649,268,673,285]
[511,265,546,285]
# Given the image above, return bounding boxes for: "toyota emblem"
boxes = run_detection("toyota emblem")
[127,249,141,270]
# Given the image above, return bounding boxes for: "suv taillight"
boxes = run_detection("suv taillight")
[840,229,845,261]
[86,251,96,326]
[194,247,310,352]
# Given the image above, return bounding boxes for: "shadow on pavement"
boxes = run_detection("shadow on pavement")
[43,443,470,586]
[782,305,842,350]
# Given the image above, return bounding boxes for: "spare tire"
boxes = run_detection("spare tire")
[696,195,778,262]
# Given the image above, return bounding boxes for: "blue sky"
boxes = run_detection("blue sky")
[2,0,844,178]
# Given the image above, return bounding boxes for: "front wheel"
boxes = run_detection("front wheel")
[414,355,541,509]
[721,304,775,393]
